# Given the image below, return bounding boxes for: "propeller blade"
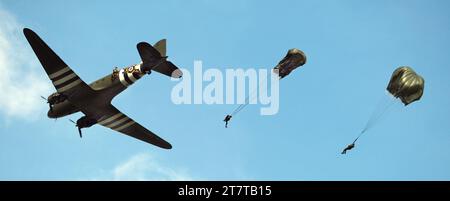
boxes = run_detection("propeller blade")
[78,127,82,138]
[69,119,76,124]
[41,96,53,112]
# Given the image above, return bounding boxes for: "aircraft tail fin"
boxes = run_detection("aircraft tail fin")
[154,39,166,57]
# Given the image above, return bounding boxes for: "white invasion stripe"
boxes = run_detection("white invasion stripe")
[118,69,129,87]
[49,67,70,79]
[58,79,82,92]
[137,63,143,72]
[106,116,130,128]
[98,113,123,125]
[53,73,76,85]
[114,121,135,131]
[127,71,137,82]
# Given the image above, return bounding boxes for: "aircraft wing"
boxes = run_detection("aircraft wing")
[23,28,95,100]
[94,104,172,149]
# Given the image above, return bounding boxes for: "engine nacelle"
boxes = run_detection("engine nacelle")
[47,93,67,105]
[76,116,97,129]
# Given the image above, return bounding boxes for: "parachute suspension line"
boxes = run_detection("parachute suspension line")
[231,85,260,116]
[362,98,393,133]
[356,99,397,143]
[356,92,398,142]
[230,74,272,117]
[361,94,393,132]
[231,93,253,116]
[367,98,396,130]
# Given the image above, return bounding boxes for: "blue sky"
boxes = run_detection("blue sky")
[1,0,450,180]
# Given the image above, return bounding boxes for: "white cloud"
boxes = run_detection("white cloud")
[99,153,193,181]
[0,8,52,120]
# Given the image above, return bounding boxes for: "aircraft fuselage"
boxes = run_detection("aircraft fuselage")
[47,63,148,118]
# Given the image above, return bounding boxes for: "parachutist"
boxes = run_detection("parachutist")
[224,115,232,128]
[341,143,355,154]
[355,66,425,149]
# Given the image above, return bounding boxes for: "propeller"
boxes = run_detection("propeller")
[69,119,82,138]
[41,95,53,112]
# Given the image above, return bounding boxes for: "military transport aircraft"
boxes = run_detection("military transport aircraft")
[23,28,182,149]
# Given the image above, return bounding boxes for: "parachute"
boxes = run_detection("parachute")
[386,66,424,106]
[224,48,307,128]
[274,48,307,79]
[345,66,425,152]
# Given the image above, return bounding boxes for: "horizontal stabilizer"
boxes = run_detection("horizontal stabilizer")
[153,61,182,78]
[137,42,162,65]
[136,41,182,78]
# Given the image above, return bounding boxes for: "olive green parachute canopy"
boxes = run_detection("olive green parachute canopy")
[273,48,307,78]
[386,66,425,106]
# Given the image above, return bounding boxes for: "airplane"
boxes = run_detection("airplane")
[23,28,183,149]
